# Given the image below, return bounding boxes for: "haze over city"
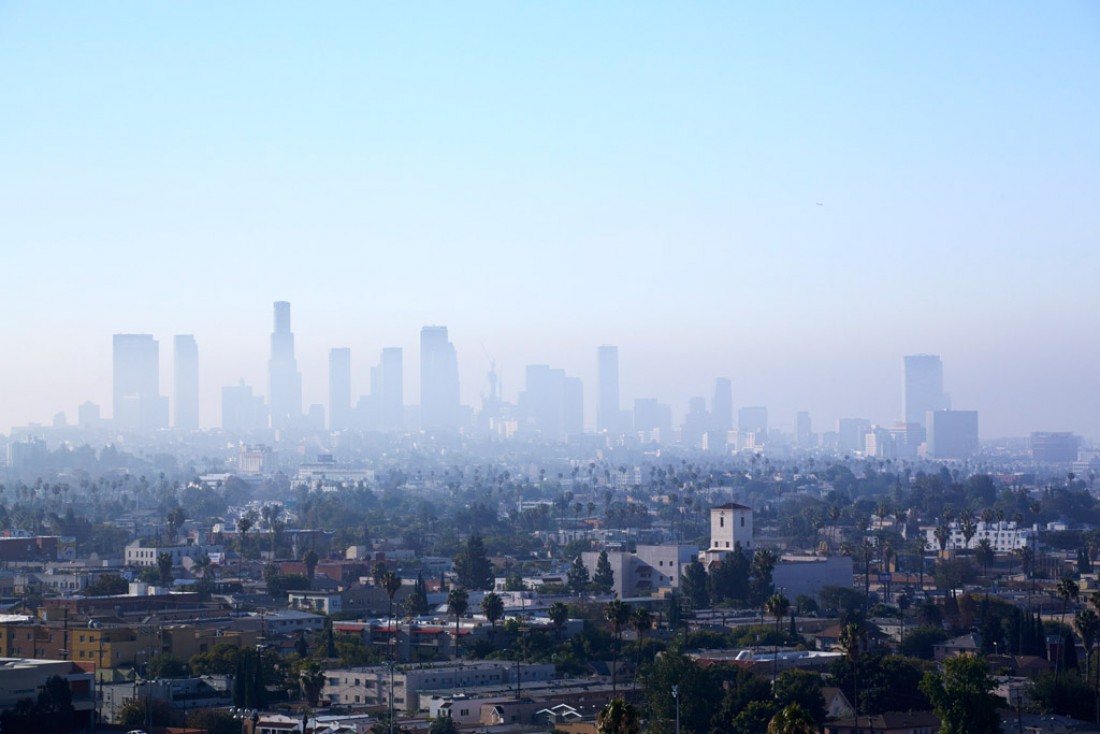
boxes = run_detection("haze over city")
[1,2,1097,439]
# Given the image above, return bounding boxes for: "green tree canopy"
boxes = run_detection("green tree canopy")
[919,654,1000,734]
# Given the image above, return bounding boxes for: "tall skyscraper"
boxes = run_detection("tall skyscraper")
[378,347,404,430]
[222,380,267,432]
[420,326,460,430]
[328,348,352,431]
[112,334,168,431]
[711,378,733,433]
[268,301,302,429]
[596,345,620,433]
[903,355,949,430]
[173,334,199,430]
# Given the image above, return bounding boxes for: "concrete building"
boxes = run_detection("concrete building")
[0,658,95,727]
[926,409,979,459]
[268,301,303,429]
[1030,432,1079,463]
[772,555,855,602]
[708,503,754,555]
[596,345,622,434]
[923,520,1036,553]
[420,326,461,431]
[222,380,267,432]
[113,334,168,431]
[903,354,949,438]
[328,348,352,431]
[580,545,697,598]
[173,334,199,430]
[124,541,223,567]
[322,660,556,712]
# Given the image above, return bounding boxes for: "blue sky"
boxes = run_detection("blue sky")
[1,2,1097,438]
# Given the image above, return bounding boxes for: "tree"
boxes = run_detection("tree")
[454,535,494,590]
[303,547,319,583]
[405,572,430,618]
[764,592,791,682]
[481,591,504,638]
[85,573,128,596]
[567,556,590,596]
[1075,608,1100,687]
[382,571,403,622]
[919,654,1000,734]
[839,623,865,724]
[548,601,569,640]
[594,550,615,594]
[166,504,187,543]
[299,660,325,708]
[596,699,640,734]
[605,600,632,695]
[681,559,710,609]
[427,716,459,734]
[156,551,173,586]
[118,698,172,729]
[767,703,817,734]
[773,669,826,725]
[147,652,188,678]
[448,587,469,656]
[975,539,995,577]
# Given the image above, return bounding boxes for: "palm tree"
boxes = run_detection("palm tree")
[959,510,978,553]
[382,571,402,622]
[1074,608,1099,686]
[237,513,254,581]
[764,592,790,683]
[596,699,640,734]
[481,592,504,639]
[975,539,995,578]
[548,601,568,641]
[839,623,866,732]
[604,600,631,695]
[447,587,469,658]
[767,703,817,734]
[629,607,653,692]
[299,660,325,708]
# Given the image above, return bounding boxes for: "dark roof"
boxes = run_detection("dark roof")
[827,711,940,729]
[712,503,752,511]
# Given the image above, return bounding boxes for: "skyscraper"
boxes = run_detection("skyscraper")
[268,301,302,429]
[711,378,733,433]
[596,346,620,433]
[173,334,199,430]
[903,355,949,429]
[378,347,404,430]
[420,326,460,430]
[328,348,352,431]
[112,334,168,431]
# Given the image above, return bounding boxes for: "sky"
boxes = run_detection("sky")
[1,2,1098,440]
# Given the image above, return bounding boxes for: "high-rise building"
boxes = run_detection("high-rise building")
[112,334,168,431]
[795,411,814,449]
[738,406,768,446]
[712,378,733,432]
[420,326,460,430]
[378,347,404,430]
[634,398,673,443]
[927,410,979,459]
[173,334,199,430]
[328,348,352,431]
[222,380,267,432]
[596,346,620,433]
[903,355,949,434]
[268,301,302,429]
[517,365,583,441]
[1029,432,1079,464]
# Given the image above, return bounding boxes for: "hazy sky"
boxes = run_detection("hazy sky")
[1,3,1097,440]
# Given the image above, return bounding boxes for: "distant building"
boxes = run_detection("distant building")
[596,345,621,433]
[420,326,461,431]
[903,355,949,442]
[268,301,303,429]
[926,409,979,459]
[1030,432,1079,463]
[0,658,94,728]
[328,347,352,431]
[77,401,101,429]
[376,347,404,430]
[112,334,168,431]
[923,520,1035,553]
[237,444,275,474]
[796,411,815,449]
[705,503,754,563]
[221,380,266,432]
[633,398,673,443]
[836,418,871,454]
[517,365,583,441]
[581,544,697,598]
[173,334,199,430]
[738,407,768,447]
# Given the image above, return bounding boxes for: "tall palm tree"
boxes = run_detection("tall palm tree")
[839,623,866,733]
[629,607,653,693]
[764,592,790,683]
[548,602,569,641]
[767,703,817,734]
[604,600,631,695]
[447,587,469,659]
[481,592,504,640]
[1074,608,1099,686]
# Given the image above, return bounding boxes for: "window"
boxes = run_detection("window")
[740,516,745,527]
[720,516,725,528]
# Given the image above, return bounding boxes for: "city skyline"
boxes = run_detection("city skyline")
[1,3,1096,439]
[16,303,1087,442]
